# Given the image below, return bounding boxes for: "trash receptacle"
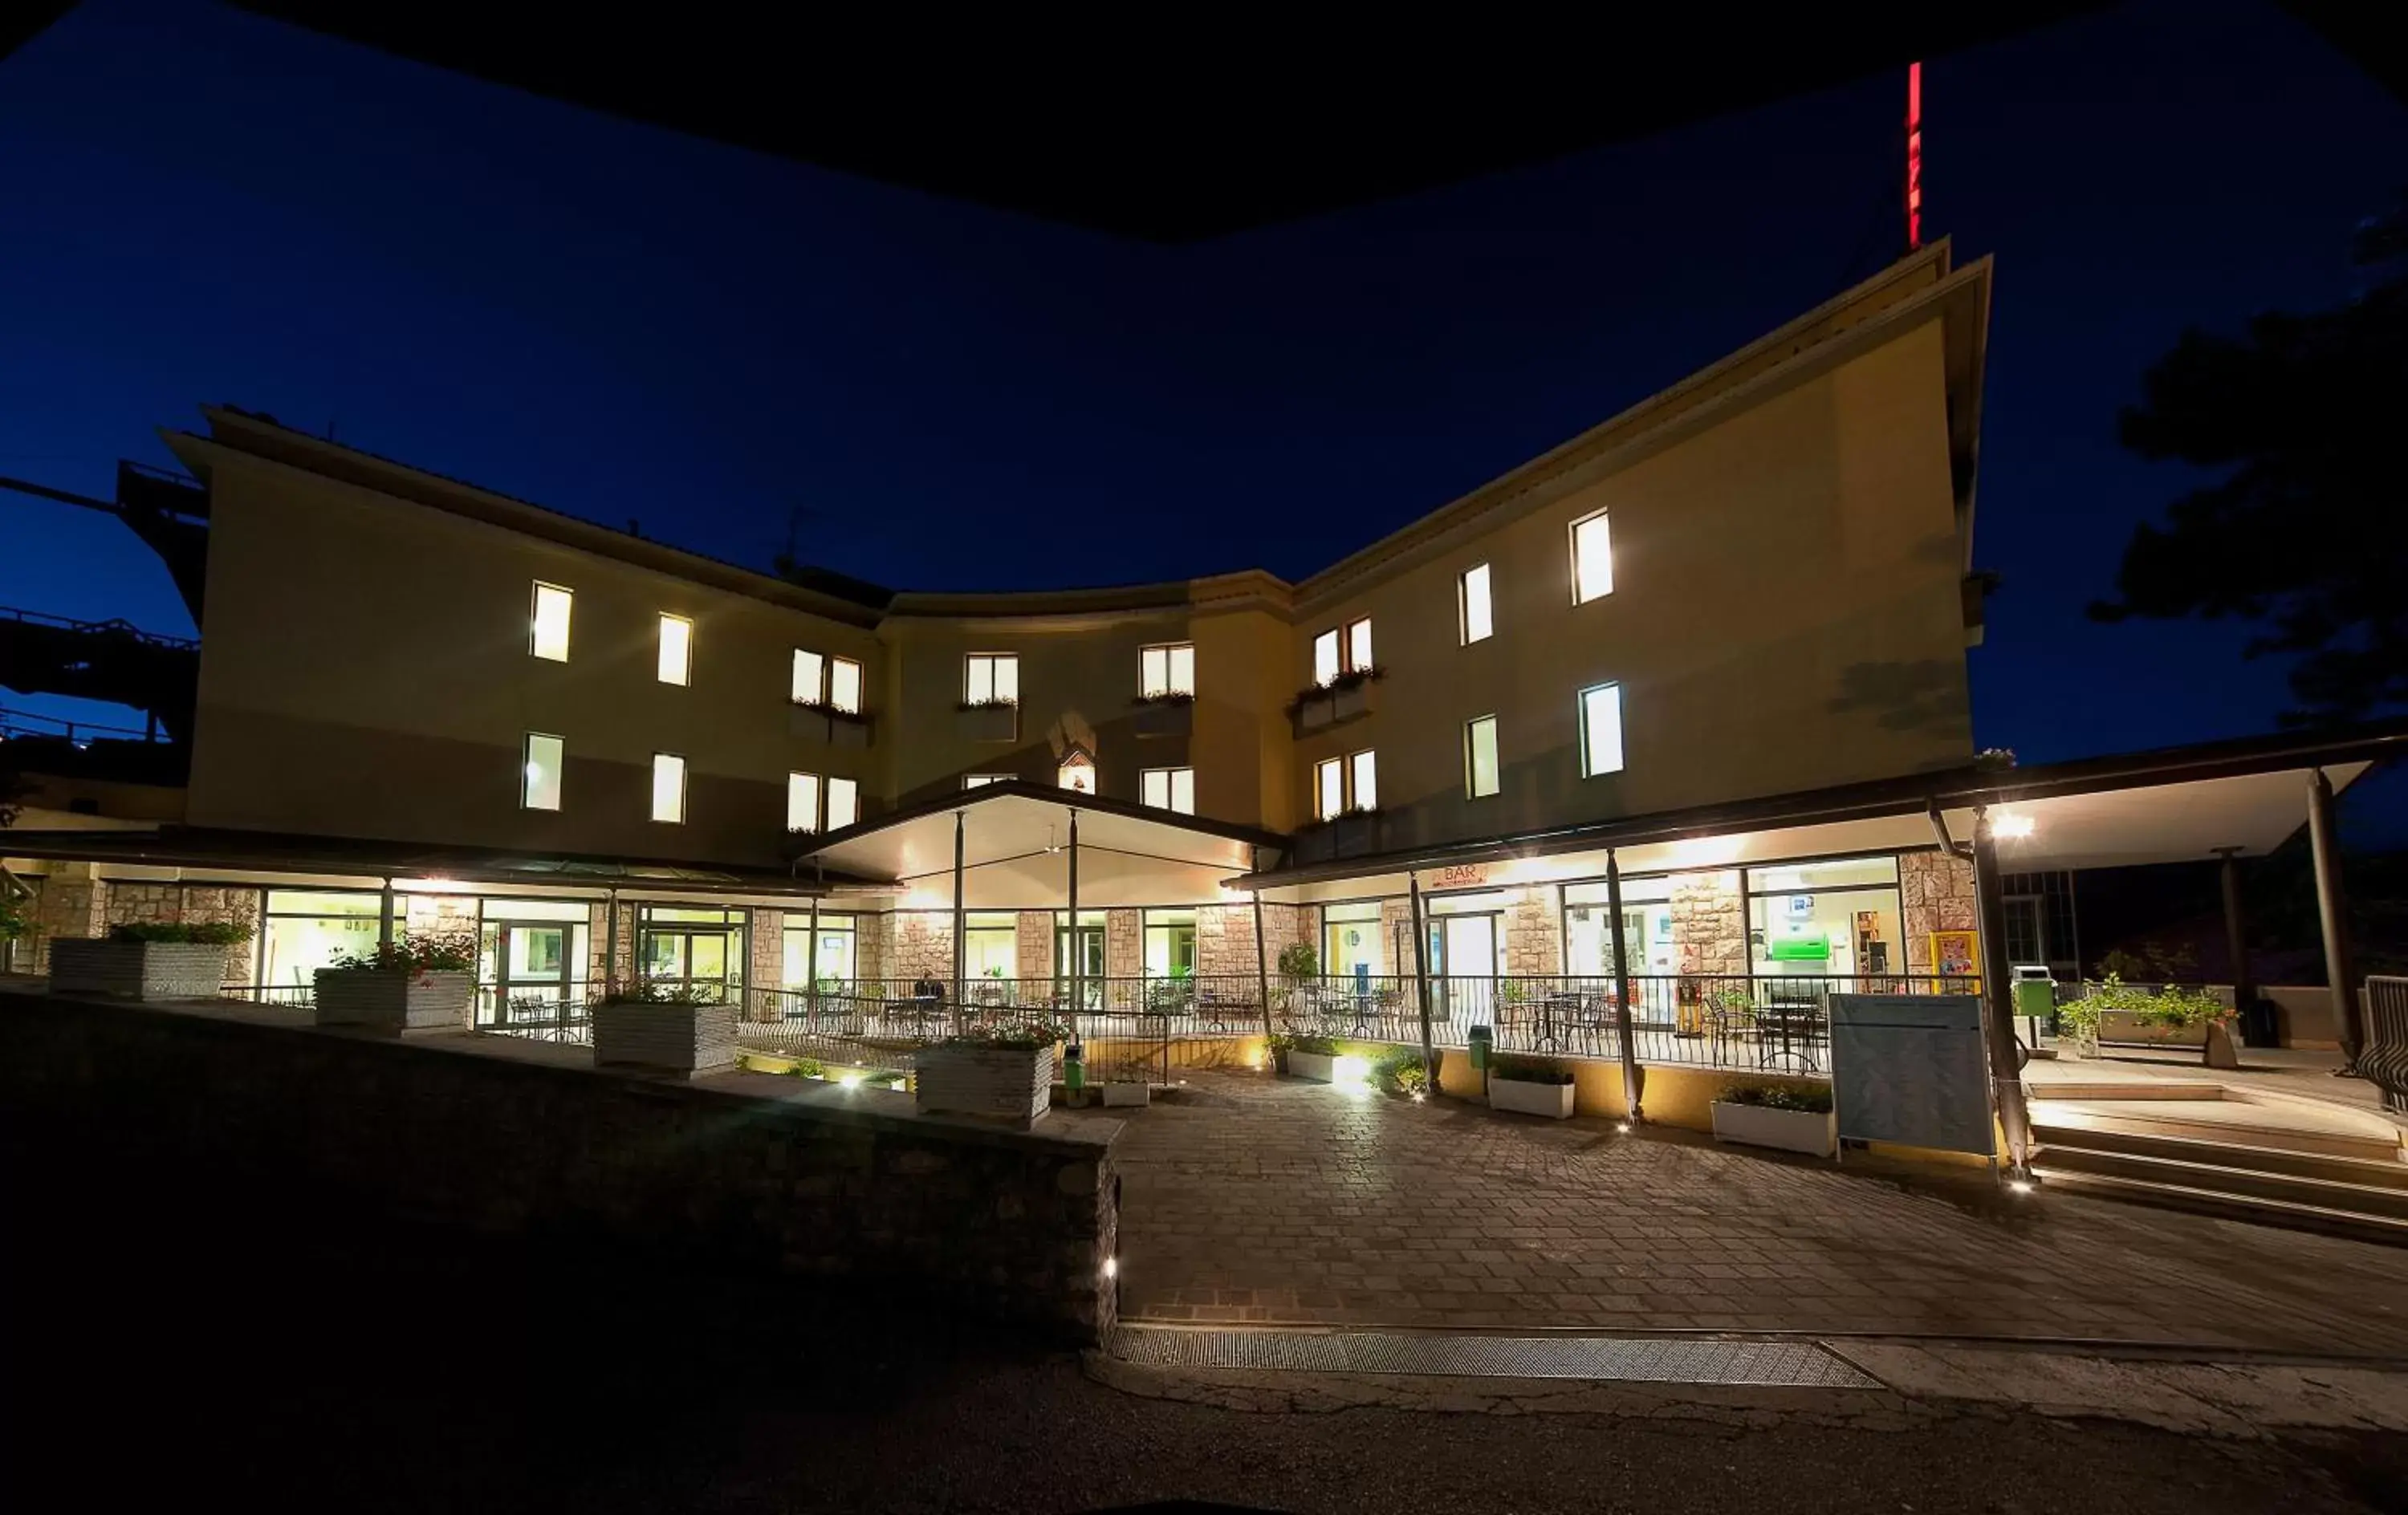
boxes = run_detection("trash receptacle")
[1467,1026,1493,1076]
[2010,967,2055,1054]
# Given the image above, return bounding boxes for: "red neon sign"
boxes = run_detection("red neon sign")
[1906,61,1923,250]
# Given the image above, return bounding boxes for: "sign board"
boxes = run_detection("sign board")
[1829,993,1994,1158]
[1430,863,1488,889]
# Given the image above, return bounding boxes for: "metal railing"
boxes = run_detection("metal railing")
[218,978,603,1042]
[0,705,167,745]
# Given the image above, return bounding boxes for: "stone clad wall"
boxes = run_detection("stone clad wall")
[855,911,892,984]
[891,912,953,981]
[1504,886,1561,977]
[1670,870,1746,977]
[1104,910,1141,981]
[1015,911,1053,981]
[747,908,785,1017]
[1900,850,1979,975]
[1195,904,1258,981]
[24,870,107,976]
[0,990,1120,1346]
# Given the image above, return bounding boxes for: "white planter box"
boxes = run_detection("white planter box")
[47,939,230,1001]
[312,969,473,1034]
[592,1000,737,1076]
[1489,1075,1575,1119]
[1100,1081,1150,1108]
[1710,1100,1836,1158]
[916,1043,1052,1127]
[1286,1049,1336,1082]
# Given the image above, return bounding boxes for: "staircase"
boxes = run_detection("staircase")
[2030,1080,2408,1245]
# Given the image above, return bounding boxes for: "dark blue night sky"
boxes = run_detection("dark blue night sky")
[6,1,2406,830]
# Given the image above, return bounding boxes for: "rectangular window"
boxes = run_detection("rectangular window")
[965,652,1019,705]
[1465,715,1499,798]
[1459,563,1493,644]
[1348,749,1378,811]
[529,583,572,662]
[1141,766,1195,814]
[1141,643,1195,697]
[791,648,824,705]
[1347,617,1373,672]
[657,614,693,685]
[1312,629,1340,688]
[1579,681,1625,777]
[1315,757,1344,821]
[826,776,859,830]
[522,732,563,810]
[962,774,1009,789]
[650,753,686,822]
[1572,510,1613,603]
[787,771,820,833]
[828,656,862,714]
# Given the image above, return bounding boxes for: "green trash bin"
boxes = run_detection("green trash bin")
[1467,1025,1493,1075]
[2012,978,2055,1023]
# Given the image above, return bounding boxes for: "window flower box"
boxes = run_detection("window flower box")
[1130,693,1193,737]
[1488,1058,1576,1119]
[47,936,232,1002]
[791,702,873,749]
[957,701,1019,743]
[1710,1099,1836,1157]
[1287,668,1382,737]
[593,997,738,1077]
[313,968,474,1034]
[916,1042,1055,1127]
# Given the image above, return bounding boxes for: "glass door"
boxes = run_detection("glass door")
[638,920,744,1003]
[1055,924,1105,1010]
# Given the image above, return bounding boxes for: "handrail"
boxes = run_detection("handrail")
[0,603,197,650]
[0,705,168,744]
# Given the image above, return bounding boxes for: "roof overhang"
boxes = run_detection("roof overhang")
[791,782,1283,908]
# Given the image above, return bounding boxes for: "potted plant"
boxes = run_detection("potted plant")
[1710,1080,1835,1156]
[1487,1053,1575,1118]
[1265,1030,1296,1074]
[2133,981,2242,1070]
[916,1017,1065,1127]
[0,886,30,973]
[1130,688,1194,737]
[956,697,1019,743]
[1285,666,1385,735]
[313,932,477,1034]
[1283,1031,1340,1082]
[592,979,737,1076]
[48,920,252,1001]
[2053,984,2105,1060]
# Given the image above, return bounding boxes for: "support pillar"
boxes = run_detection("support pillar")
[2213,847,2255,1041]
[1971,810,2035,1176]
[604,887,619,998]
[1408,871,1436,1090]
[377,877,395,952]
[805,895,822,1020]
[1606,847,1643,1123]
[2308,768,2365,1070]
[1250,847,1275,1046]
[951,810,966,1033]
[1066,808,1081,1023]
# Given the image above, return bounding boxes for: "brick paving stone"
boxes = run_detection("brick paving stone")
[1079,1070,2408,1353]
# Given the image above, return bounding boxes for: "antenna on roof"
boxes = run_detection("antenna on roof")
[1904,60,1923,253]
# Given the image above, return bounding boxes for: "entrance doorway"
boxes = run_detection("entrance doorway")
[1409,912,1499,1025]
[1056,919,1105,1009]
[638,905,746,1005]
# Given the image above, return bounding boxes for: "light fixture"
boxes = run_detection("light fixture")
[1616,1121,1633,1135]
[1332,1054,1372,1088]
[838,1070,864,1089]
[1410,1091,1427,1104]
[2007,1176,2036,1196]
[1102,1256,1119,1280]
[1992,811,2036,840]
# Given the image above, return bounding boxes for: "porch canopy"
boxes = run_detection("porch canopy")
[791,780,1286,909]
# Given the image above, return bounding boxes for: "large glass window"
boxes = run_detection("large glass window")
[1572,510,1613,603]
[1141,643,1194,697]
[1347,617,1373,672]
[787,771,820,833]
[657,614,693,685]
[1744,856,1905,979]
[1564,876,1675,977]
[1321,901,1381,986]
[963,912,1019,985]
[965,652,1019,705]
[1459,563,1493,644]
[791,648,824,705]
[637,904,742,1000]
[829,656,862,714]
[782,912,856,990]
[529,583,572,661]
[523,732,563,810]
[1464,716,1499,798]
[1348,749,1378,811]
[826,776,859,830]
[260,889,381,990]
[1141,766,1194,814]
[478,897,592,1023]
[1579,682,1625,777]
[650,753,686,822]
[1314,757,1344,821]
[1312,629,1340,688]
[1144,908,1197,979]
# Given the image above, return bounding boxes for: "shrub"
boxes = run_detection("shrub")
[1276,941,1319,981]
[2076,973,2231,1030]
[1720,1082,1832,1114]
[1489,1054,1572,1086]
[1284,1032,1340,1055]
[1378,1048,1428,1095]
[325,932,477,973]
[603,980,723,1005]
[789,1058,827,1079]
[108,920,254,946]
[943,1018,1068,1051]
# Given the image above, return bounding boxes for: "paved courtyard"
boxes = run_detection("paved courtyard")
[1075,1071,2408,1355]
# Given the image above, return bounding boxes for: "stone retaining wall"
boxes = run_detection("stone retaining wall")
[0,989,1120,1345]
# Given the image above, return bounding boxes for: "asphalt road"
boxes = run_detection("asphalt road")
[3,1125,2402,1513]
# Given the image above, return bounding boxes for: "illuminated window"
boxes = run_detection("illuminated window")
[787,772,820,833]
[1058,748,1096,794]
[522,732,563,810]
[791,649,824,705]
[1348,618,1373,672]
[1315,758,1344,820]
[1579,682,1625,777]
[965,652,1019,705]
[529,583,572,661]
[1459,563,1493,644]
[1141,766,1194,814]
[1465,715,1499,798]
[1348,749,1378,811]
[829,656,862,715]
[1141,643,1195,697]
[657,614,693,685]
[650,753,686,822]
[963,774,1010,789]
[1312,630,1340,688]
[1312,618,1374,686]
[1572,510,1613,604]
[826,776,859,830]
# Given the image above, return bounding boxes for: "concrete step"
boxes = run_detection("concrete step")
[2029,1100,2402,1164]
[2028,1163,2408,1247]
[2031,1120,2408,1188]
[2032,1141,2408,1221]
[2024,1078,2229,1102]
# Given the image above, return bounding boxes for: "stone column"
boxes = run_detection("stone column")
[748,908,784,1020]
[2308,768,2365,1069]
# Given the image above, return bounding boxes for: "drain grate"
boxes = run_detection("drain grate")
[1110,1326,1880,1389]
